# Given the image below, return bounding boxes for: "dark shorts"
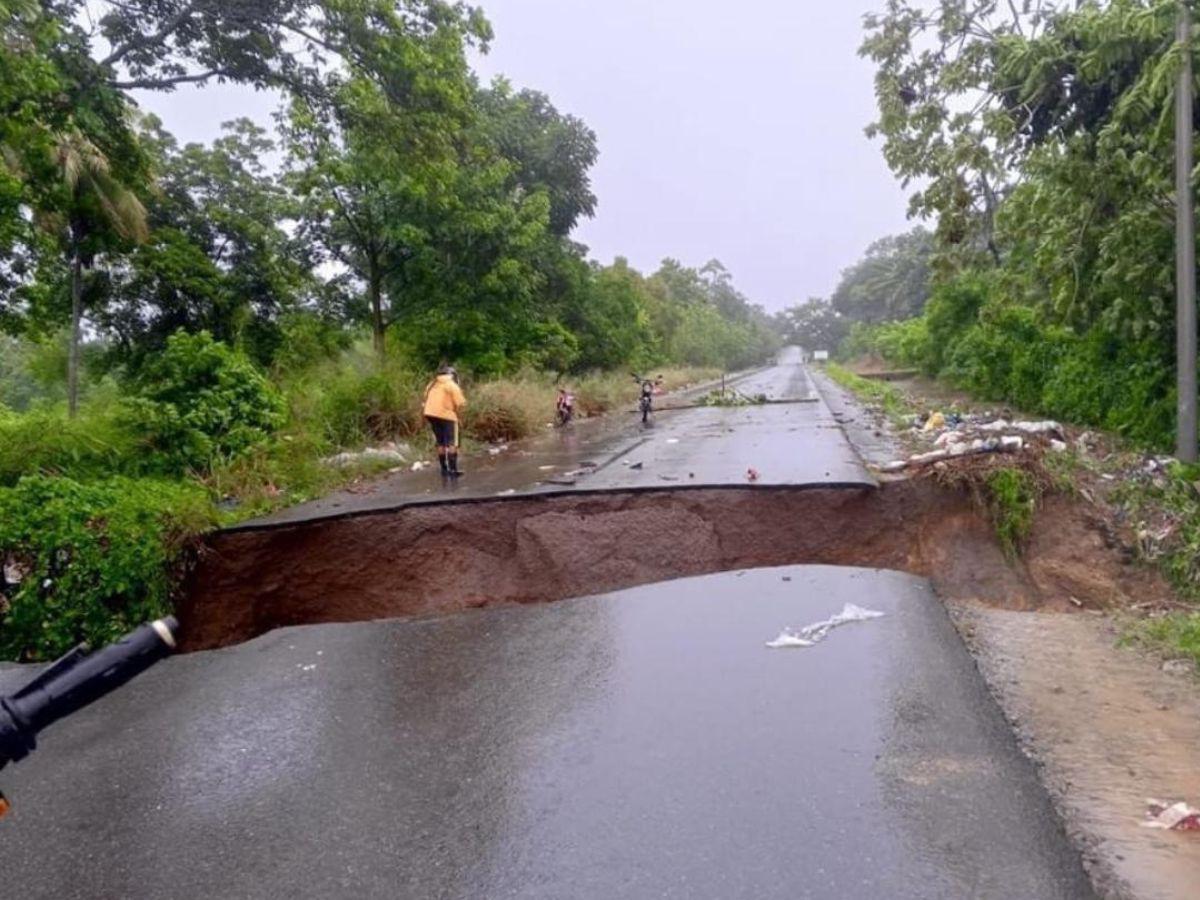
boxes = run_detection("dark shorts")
[426,416,458,448]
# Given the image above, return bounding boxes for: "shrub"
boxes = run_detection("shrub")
[0,476,214,661]
[295,350,426,448]
[126,331,286,474]
[922,274,989,374]
[873,318,933,370]
[0,404,142,486]
[462,370,556,443]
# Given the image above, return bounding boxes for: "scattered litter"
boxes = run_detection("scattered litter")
[923,412,946,432]
[487,444,510,456]
[666,438,680,444]
[411,461,431,472]
[4,559,29,585]
[746,467,760,482]
[1162,659,1196,677]
[1049,439,1068,453]
[322,443,410,468]
[1143,799,1200,831]
[629,462,644,470]
[538,465,556,471]
[766,603,886,649]
[1010,420,1064,437]
[297,663,318,672]
[496,488,517,496]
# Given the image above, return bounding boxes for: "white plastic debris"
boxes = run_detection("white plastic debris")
[496,488,517,496]
[488,444,510,456]
[3,559,27,585]
[909,449,950,465]
[1049,439,1068,453]
[411,461,431,472]
[1142,799,1200,831]
[1011,420,1064,437]
[766,603,886,649]
[322,446,408,468]
[999,435,1024,452]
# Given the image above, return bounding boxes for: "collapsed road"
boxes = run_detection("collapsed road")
[0,350,1105,899]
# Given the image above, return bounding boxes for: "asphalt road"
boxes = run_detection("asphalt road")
[0,352,1095,898]
[0,567,1093,899]
[250,348,872,529]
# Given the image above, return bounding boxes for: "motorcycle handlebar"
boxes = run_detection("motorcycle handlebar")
[0,617,178,770]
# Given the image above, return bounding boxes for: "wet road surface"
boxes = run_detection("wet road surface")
[0,566,1093,899]
[251,350,872,529]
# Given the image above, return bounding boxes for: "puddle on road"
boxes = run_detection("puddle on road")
[957,606,1200,900]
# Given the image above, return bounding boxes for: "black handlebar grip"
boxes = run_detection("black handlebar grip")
[0,617,178,769]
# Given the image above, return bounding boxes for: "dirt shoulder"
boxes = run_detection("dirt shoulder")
[815,365,1200,900]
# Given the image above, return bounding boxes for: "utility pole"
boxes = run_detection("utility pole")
[1177,1,1197,462]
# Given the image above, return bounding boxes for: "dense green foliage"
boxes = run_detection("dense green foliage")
[826,0,1199,451]
[0,476,213,661]
[125,332,286,474]
[779,227,933,352]
[0,0,778,659]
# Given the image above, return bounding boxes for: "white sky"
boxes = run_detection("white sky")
[133,0,915,312]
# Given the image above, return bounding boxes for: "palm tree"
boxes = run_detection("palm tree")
[42,130,148,416]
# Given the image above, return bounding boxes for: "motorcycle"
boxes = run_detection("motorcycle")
[0,617,179,819]
[555,390,575,426]
[632,374,655,424]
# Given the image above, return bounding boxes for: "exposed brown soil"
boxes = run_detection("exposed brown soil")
[179,478,1173,651]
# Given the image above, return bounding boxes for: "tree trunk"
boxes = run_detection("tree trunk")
[67,244,83,418]
[369,273,385,361]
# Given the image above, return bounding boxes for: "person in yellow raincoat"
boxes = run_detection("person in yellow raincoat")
[423,365,467,477]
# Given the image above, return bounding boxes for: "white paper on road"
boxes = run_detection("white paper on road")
[766,603,886,649]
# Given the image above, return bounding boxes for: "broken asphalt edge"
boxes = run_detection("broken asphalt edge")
[218,480,880,536]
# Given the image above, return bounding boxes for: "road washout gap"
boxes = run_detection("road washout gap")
[179,477,1169,651]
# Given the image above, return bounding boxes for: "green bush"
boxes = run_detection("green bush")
[0,476,214,661]
[0,404,143,487]
[872,318,932,370]
[922,274,989,374]
[126,331,286,474]
[292,349,426,448]
[984,467,1039,558]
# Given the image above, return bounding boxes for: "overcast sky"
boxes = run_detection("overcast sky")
[134,1,914,312]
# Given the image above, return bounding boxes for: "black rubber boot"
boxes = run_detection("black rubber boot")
[448,453,462,477]
[438,454,449,475]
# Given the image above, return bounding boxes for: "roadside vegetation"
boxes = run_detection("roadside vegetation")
[0,1,777,660]
[778,1,1200,669]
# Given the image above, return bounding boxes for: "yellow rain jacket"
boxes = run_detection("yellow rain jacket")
[423,374,467,422]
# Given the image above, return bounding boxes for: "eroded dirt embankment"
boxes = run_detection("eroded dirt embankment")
[180,480,1166,651]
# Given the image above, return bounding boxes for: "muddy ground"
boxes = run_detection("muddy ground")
[180,478,1168,652]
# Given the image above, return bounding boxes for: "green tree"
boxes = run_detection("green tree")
[829,227,933,324]
[43,129,149,416]
[779,299,848,352]
[98,117,308,367]
[477,78,598,236]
